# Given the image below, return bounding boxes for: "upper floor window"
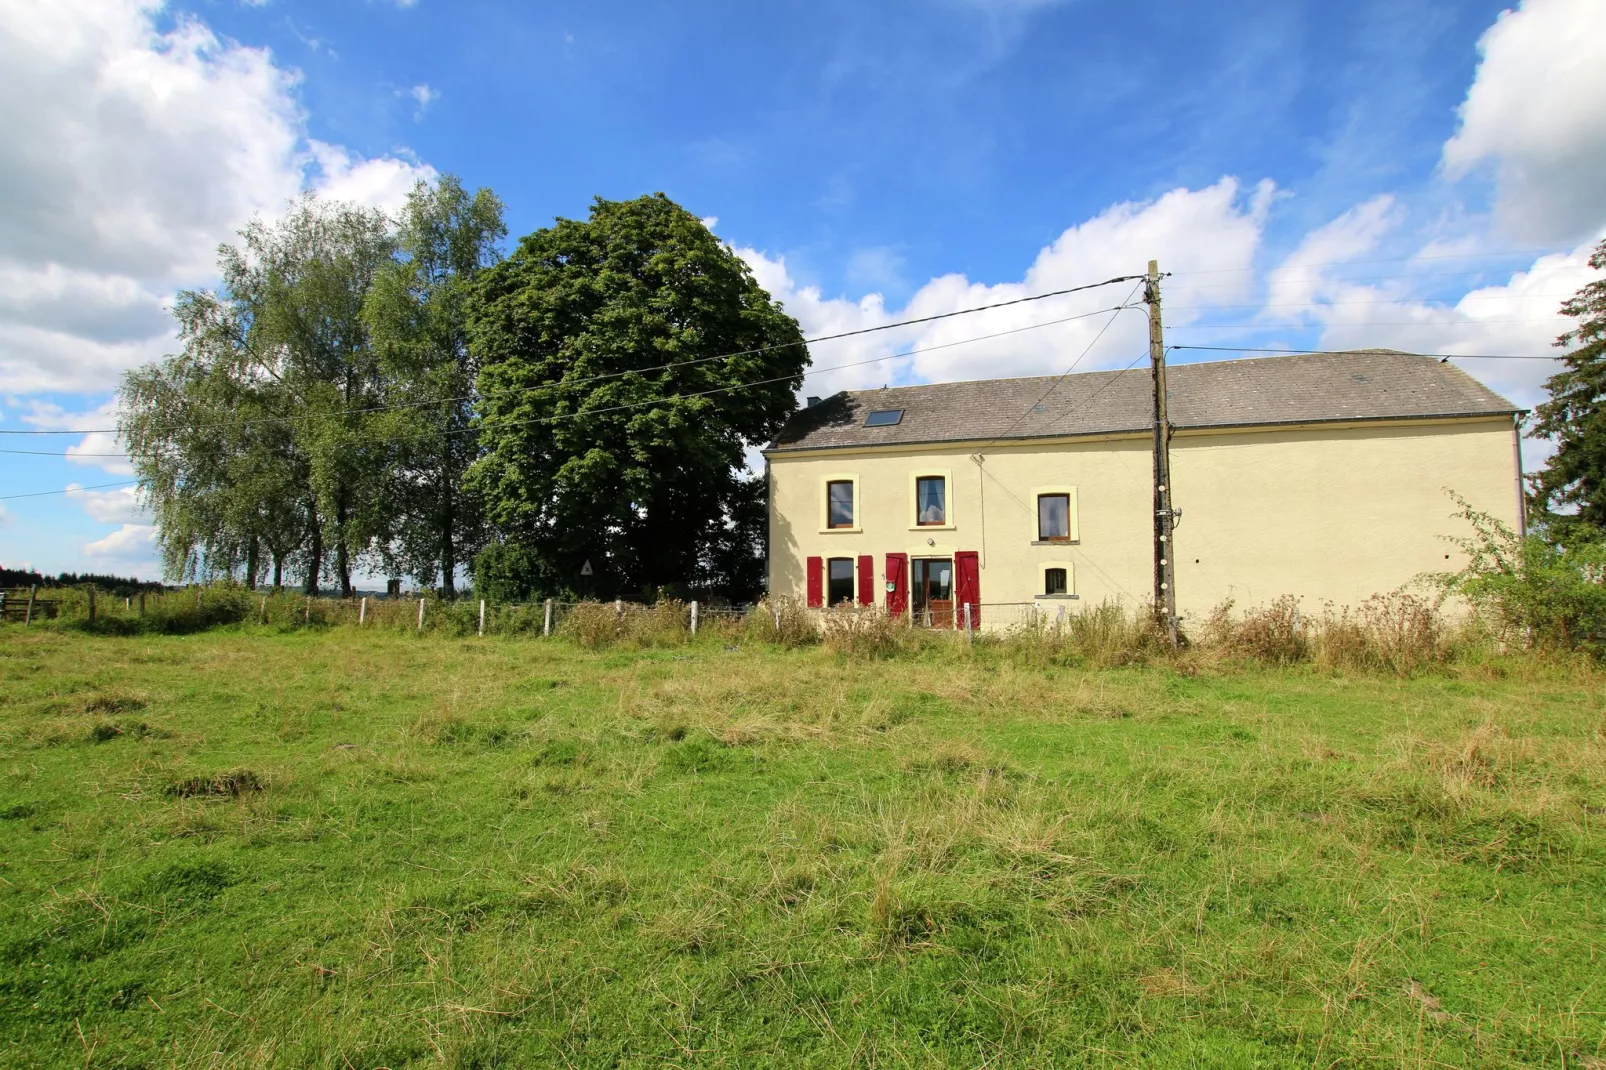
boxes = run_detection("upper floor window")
[827,480,855,529]
[1038,493,1071,542]
[828,558,856,605]
[916,476,947,526]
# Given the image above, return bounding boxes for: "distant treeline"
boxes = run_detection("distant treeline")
[0,568,166,594]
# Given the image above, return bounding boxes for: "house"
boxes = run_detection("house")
[763,350,1523,625]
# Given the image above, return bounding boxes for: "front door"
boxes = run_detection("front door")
[912,558,954,628]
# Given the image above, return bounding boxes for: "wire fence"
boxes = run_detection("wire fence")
[1,584,1100,645]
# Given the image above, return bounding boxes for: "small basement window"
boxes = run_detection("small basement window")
[827,480,855,528]
[864,409,904,427]
[828,558,856,606]
[1044,568,1068,596]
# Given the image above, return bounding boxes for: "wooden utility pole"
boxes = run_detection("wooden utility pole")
[1146,260,1179,648]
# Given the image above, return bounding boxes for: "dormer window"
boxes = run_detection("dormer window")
[864,409,903,427]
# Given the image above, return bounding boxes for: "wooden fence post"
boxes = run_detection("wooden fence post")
[417,598,425,632]
[125,597,131,611]
[25,585,37,627]
[359,596,367,626]
[543,599,553,637]
[260,596,267,624]
[690,600,698,636]
[773,603,781,633]
[478,599,486,637]
[963,602,973,643]
[615,598,623,622]
[304,598,311,625]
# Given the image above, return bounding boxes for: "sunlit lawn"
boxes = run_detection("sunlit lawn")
[2,627,1603,1068]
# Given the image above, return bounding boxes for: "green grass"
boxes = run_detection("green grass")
[1,628,1604,1068]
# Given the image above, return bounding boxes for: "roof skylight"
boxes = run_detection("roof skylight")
[864,409,904,427]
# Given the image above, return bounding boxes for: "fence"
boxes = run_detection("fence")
[1,585,1103,647]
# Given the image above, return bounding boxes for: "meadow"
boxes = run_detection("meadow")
[1,622,1604,1068]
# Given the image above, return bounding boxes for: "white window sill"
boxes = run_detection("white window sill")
[910,524,956,532]
[1031,540,1079,547]
[1034,594,1080,600]
[819,527,863,535]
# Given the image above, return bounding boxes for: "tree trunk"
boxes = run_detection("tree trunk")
[335,494,354,598]
[272,553,283,590]
[245,536,259,590]
[439,490,456,599]
[305,505,322,596]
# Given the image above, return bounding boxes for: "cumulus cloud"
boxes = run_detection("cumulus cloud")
[1443,0,1606,242]
[66,483,146,525]
[19,399,132,475]
[83,523,158,563]
[0,0,434,394]
[1237,200,1593,411]
[739,177,1276,400]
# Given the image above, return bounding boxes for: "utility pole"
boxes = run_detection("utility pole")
[1146,260,1179,648]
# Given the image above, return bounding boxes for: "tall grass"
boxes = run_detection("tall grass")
[4,579,1556,676]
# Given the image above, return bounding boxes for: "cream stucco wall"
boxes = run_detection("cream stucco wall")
[766,416,1521,620]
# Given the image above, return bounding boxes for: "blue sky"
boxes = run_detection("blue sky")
[2,0,1604,579]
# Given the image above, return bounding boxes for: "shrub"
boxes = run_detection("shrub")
[560,602,623,649]
[744,598,817,647]
[820,605,907,658]
[1435,492,1606,656]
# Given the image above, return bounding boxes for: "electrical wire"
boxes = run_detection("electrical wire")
[0,273,1145,438]
[1170,344,1561,361]
[1165,248,1566,275]
[0,303,1140,465]
[0,480,138,502]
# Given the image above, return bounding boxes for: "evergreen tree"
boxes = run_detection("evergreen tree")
[1529,239,1606,543]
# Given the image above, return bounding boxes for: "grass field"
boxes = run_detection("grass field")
[2,627,1604,1068]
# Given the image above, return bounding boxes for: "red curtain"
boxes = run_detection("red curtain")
[884,553,908,617]
[955,550,980,626]
[856,555,874,606]
[806,556,823,607]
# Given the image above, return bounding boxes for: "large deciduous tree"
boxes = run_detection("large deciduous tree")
[122,195,395,594]
[1529,239,1606,543]
[364,176,505,597]
[467,193,807,600]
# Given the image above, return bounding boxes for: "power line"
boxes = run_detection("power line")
[1166,248,1566,275]
[0,303,1140,464]
[0,480,138,502]
[981,283,1145,448]
[1170,344,1561,361]
[0,273,1145,438]
[1168,318,1562,329]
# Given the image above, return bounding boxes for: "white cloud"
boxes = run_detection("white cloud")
[0,0,434,394]
[66,483,145,524]
[738,177,1275,398]
[1243,202,1593,411]
[20,399,133,475]
[83,523,157,562]
[407,82,438,118]
[1442,0,1606,242]
[0,503,10,528]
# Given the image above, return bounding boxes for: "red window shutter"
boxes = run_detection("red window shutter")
[806,556,823,608]
[856,554,874,606]
[884,553,908,617]
[955,550,980,626]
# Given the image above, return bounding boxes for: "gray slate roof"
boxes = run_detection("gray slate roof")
[768,350,1519,453]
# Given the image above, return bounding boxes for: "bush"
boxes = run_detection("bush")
[1436,493,1606,656]
[820,605,908,658]
[1002,600,1168,668]
[744,598,817,647]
